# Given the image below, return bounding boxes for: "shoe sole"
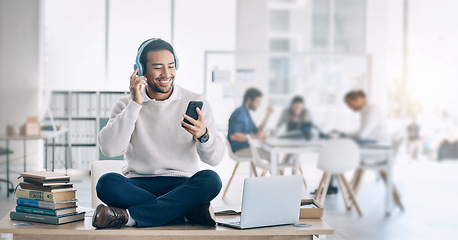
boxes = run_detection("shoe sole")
[92,204,105,228]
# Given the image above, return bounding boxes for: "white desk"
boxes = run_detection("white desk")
[0,129,69,197]
[260,138,395,215]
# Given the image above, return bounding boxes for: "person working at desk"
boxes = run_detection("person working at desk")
[276,96,312,132]
[275,96,326,140]
[228,88,273,159]
[324,90,390,196]
[93,38,224,229]
[335,90,390,143]
[275,96,312,165]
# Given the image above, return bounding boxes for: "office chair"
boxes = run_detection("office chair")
[349,136,405,211]
[314,139,363,216]
[221,137,258,200]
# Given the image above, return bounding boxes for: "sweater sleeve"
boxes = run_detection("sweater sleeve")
[195,97,225,167]
[98,99,142,157]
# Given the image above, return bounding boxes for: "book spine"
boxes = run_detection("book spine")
[16,206,57,216]
[17,198,39,208]
[16,189,54,202]
[10,211,58,225]
[17,199,56,210]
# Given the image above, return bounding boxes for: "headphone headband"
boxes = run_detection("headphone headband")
[134,38,179,76]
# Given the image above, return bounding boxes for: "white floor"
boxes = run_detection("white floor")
[1,152,458,240]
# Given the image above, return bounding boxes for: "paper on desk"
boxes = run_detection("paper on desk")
[77,206,95,217]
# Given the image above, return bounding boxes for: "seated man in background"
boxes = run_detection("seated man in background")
[325,90,390,196]
[336,89,390,143]
[228,87,273,159]
[93,38,224,229]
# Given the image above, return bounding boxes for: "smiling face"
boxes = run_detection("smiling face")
[144,50,176,95]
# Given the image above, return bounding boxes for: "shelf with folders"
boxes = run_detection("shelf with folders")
[48,90,129,170]
[98,91,128,160]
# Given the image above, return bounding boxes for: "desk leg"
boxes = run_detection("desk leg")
[6,140,10,198]
[44,139,48,170]
[292,156,300,175]
[52,138,55,172]
[65,132,68,173]
[385,153,394,216]
[23,139,26,172]
[270,149,278,176]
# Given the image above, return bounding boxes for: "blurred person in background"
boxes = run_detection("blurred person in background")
[406,116,422,159]
[228,87,274,159]
[275,96,312,167]
[335,89,390,143]
[327,90,390,196]
[275,96,312,132]
[436,111,458,161]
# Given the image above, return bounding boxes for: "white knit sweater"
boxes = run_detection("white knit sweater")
[98,85,225,178]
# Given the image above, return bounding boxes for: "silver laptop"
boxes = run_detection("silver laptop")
[217,175,302,229]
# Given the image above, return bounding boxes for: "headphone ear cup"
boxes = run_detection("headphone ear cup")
[174,56,179,70]
[138,64,144,76]
[134,63,144,76]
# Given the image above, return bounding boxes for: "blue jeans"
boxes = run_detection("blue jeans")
[96,170,222,227]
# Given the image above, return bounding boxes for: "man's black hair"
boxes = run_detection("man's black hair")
[291,95,304,105]
[139,39,176,72]
[243,87,263,104]
[344,89,366,101]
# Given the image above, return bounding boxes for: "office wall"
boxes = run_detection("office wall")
[42,0,106,91]
[107,0,172,91]
[42,0,236,93]
[235,0,270,125]
[173,0,236,94]
[0,0,42,169]
[366,0,389,111]
[366,0,404,135]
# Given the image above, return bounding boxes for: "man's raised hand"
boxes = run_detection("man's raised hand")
[130,68,147,105]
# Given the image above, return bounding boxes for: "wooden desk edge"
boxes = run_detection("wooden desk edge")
[0,215,334,236]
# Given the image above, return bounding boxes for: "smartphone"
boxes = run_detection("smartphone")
[182,101,203,128]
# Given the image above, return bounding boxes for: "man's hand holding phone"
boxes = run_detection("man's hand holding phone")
[130,68,147,105]
[181,107,207,139]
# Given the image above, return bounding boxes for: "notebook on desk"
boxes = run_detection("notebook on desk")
[217,175,302,229]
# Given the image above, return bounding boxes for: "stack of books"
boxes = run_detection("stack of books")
[10,171,85,225]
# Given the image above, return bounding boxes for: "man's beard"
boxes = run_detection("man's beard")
[248,102,256,111]
[147,79,174,94]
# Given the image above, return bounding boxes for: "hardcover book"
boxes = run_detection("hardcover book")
[20,171,70,181]
[19,182,73,192]
[15,206,77,216]
[10,211,85,225]
[16,188,77,202]
[16,198,77,210]
[23,178,70,186]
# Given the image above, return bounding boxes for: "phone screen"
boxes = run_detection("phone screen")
[182,101,203,128]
